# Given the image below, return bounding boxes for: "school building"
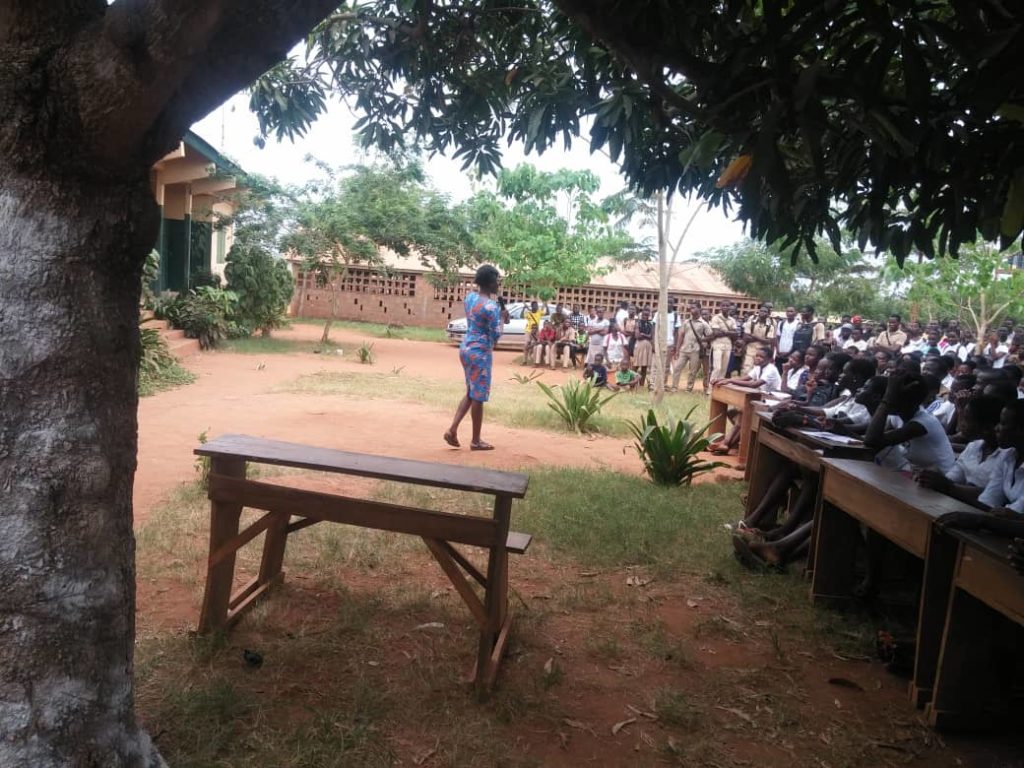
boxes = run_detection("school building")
[288,252,755,328]
[150,131,241,292]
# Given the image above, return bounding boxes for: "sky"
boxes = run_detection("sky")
[191,93,751,260]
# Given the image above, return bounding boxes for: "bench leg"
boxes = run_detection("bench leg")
[475,497,513,697]
[258,511,290,586]
[911,531,959,707]
[810,498,860,604]
[198,458,246,634]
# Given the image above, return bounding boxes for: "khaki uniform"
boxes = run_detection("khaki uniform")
[872,329,908,350]
[673,317,712,390]
[740,317,777,375]
[709,313,738,382]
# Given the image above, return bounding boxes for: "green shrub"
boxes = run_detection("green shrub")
[537,378,617,434]
[163,286,238,350]
[627,407,724,486]
[356,342,375,364]
[138,326,195,396]
[224,243,293,336]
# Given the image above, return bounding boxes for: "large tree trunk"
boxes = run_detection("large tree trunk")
[0,169,164,767]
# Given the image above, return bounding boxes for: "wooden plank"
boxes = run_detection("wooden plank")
[475,496,513,695]
[423,538,488,629]
[197,457,245,634]
[286,517,319,535]
[759,426,821,471]
[506,531,532,554]
[258,511,291,585]
[953,535,1024,625]
[207,511,275,569]
[911,529,960,707]
[197,433,529,498]
[225,573,283,627]
[440,541,486,587]
[821,467,931,557]
[209,475,500,548]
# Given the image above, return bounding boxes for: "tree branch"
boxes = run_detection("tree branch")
[59,0,339,176]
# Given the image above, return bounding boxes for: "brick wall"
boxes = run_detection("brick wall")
[290,266,756,328]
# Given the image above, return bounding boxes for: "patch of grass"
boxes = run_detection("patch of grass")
[518,467,743,574]
[652,688,705,730]
[291,317,448,343]
[632,619,694,669]
[280,370,706,439]
[138,359,196,397]
[222,336,343,355]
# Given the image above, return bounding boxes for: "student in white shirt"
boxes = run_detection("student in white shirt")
[708,346,779,455]
[984,330,1010,369]
[918,395,1007,504]
[864,371,956,473]
[775,306,801,366]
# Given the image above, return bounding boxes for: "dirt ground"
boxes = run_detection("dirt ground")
[134,325,1022,767]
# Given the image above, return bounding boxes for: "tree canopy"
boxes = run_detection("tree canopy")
[252,1,1024,266]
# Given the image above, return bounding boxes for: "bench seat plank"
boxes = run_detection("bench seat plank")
[197,434,529,498]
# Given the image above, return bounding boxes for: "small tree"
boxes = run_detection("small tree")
[224,243,294,337]
[897,242,1024,346]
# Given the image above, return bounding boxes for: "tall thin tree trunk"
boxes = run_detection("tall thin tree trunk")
[652,191,670,403]
[0,170,165,766]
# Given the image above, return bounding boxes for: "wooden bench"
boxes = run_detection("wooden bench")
[709,383,764,469]
[193,434,531,695]
[919,528,1024,728]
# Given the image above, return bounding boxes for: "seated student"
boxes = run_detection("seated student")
[772,357,877,431]
[778,349,808,396]
[864,371,956,474]
[610,360,639,391]
[935,401,1024,536]
[583,352,609,388]
[873,348,893,376]
[554,320,578,368]
[921,373,957,430]
[946,373,978,441]
[708,347,781,455]
[1003,363,1024,398]
[732,378,891,569]
[917,395,1008,505]
[789,345,825,400]
[533,319,558,366]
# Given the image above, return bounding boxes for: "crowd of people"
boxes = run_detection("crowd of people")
[520,298,1024,398]
[515,295,1024,580]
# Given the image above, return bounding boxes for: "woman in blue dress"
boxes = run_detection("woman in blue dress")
[445,264,505,450]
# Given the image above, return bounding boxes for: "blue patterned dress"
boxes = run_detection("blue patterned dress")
[460,292,503,402]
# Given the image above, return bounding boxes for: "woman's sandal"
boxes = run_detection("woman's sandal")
[470,441,495,451]
[443,431,460,448]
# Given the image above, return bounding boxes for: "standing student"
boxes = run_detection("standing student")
[790,305,826,355]
[585,308,609,365]
[776,306,801,367]
[709,300,739,382]
[603,321,629,366]
[632,308,655,388]
[740,305,776,375]
[446,264,504,451]
[675,304,712,393]
[871,314,908,353]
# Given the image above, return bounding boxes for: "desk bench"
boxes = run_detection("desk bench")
[709,383,764,469]
[194,434,531,695]
[921,529,1024,728]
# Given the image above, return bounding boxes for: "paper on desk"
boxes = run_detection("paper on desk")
[797,430,863,445]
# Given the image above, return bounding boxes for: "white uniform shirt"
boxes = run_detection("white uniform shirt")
[749,363,782,393]
[777,318,801,355]
[978,449,1024,514]
[945,441,1010,490]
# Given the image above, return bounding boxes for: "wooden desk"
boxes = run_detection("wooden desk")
[811,459,967,603]
[922,530,1024,728]
[744,418,871,523]
[709,384,763,468]
[194,434,531,695]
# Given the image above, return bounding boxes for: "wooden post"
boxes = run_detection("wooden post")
[258,511,291,586]
[475,495,513,696]
[810,495,860,604]
[197,457,246,634]
[911,530,959,707]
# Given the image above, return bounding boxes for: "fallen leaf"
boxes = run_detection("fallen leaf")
[367,661,380,667]
[686,600,700,609]
[543,658,555,675]
[611,717,637,735]
[834,698,842,709]
[626,576,652,587]
[429,589,446,599]
[412,747,436,765]
[627,704,658,720]
[715,706,754,725]
[579,571,600,578]
[827,677,864,691]
[414,622,445,631]
[562,718,596,736]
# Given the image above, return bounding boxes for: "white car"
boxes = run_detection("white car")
[446,302,558,350]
